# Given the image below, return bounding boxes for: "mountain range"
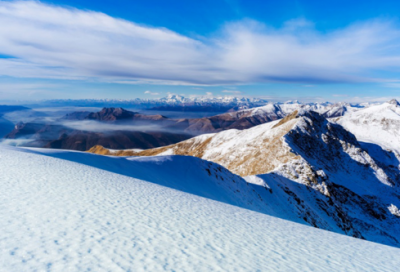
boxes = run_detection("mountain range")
[88,100,400,247]
[3,99,377,151]
[2,98,400,270]
[27,94,270,111]
[22,94,380,112]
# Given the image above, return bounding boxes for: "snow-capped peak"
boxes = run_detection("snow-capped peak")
[336,100,400,153]
[388,98,400,106]
[284,100,302,104]
[161,94,187,103]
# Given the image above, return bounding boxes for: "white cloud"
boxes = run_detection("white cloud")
[205,92,213,96]
[144,90,160,95]
[222,90,241,94]
[1,1,400,88]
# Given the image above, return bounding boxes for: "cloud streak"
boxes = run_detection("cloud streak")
[144,90,160,96]
[1,1,400,87]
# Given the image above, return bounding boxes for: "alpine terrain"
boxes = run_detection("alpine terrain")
[3,0,400,271]
[89,108,400,247]
[1,145,399,271]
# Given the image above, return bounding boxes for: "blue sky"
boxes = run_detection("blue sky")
[1,0,400,102]
[41,0,400,35]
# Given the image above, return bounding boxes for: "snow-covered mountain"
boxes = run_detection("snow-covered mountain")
[321,102,363,118]
[335,99,400,153]
[1,145,399,271]
[17,95,381,119]
[181,100,367,132]
[175,100,341,133]
[3,101,367,151]
[158,94,268,105]
[35,95,374,114]
[90,110,400,247]
[164,102,315,134]
[36,94,270,110]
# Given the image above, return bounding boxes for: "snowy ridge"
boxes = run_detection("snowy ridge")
[98,110,400,246]
[322,102,362,117]
[336,99,400,153]
[1,145,400,271]
[216,100,366,122]
[263,112,400,245]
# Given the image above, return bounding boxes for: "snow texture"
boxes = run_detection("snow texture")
[1,145,400,271]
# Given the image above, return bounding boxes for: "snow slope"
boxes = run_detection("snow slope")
[24,146,273,215]
[321,102,362,118]
[224,100,365,122]
[222,100,325,121]
[336,100,400,153]
[1,145,400,271]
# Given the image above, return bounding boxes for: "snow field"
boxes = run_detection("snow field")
[0,145,400,271]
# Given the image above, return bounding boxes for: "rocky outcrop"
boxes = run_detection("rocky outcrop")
[84,107,167,122]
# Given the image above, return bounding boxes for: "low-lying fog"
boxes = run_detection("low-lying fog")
[2,107,103,124]
[137,109,224,119]
[62,120,179,133]
[0,106,224,147]
[3,107,223,124]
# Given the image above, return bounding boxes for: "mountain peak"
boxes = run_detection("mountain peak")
[162,94,186,102]
[86,107,136,121]
[388,99,400,106]
[284,100,302,104]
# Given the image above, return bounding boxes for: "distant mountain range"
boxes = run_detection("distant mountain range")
[30,94,381,116]
[30,94,270,111]
[1,99,384,151]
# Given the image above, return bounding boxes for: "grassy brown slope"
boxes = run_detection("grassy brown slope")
[87,114,302,177]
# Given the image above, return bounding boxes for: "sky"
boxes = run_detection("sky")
[1,0,400,102]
